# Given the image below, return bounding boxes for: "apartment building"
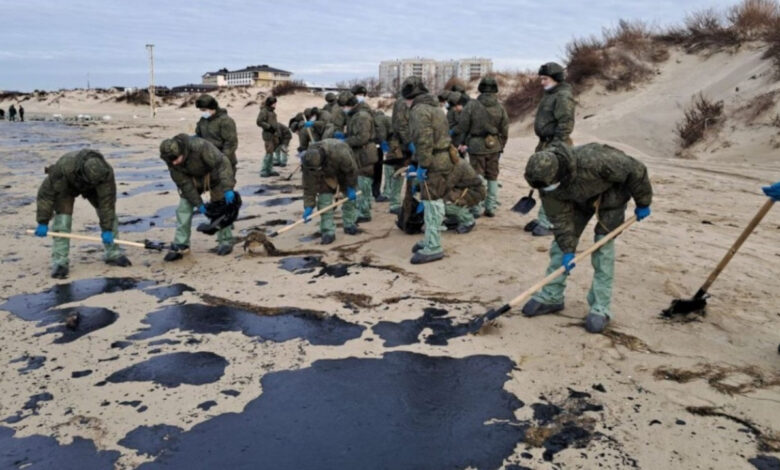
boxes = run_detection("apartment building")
[378,57,493,93]
[201,65,293,88]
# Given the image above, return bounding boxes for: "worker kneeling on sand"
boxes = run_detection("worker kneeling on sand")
[34,149,131,279]
[160,134,237,261]
[301,139,360,245]
[444,157,485,234]
[522,143,653,333]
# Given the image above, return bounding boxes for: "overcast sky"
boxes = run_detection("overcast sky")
[1,0,739,91]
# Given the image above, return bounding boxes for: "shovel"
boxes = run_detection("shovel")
[512,189,536,214]
[26,230,167,251]
[465,216,638,334]
[250,191,362,253]
[662,198,775,317]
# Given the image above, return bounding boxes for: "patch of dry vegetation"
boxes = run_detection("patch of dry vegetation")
[271,80,308,97]
[676,93,725,149]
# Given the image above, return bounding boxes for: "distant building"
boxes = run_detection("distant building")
[171,84,219,94]
[378,57,493,93]
[202,65,293,88]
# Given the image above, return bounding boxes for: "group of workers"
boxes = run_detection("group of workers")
[1,104,24,121]
[28,62,780,335]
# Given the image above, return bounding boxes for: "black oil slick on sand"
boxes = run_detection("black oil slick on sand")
[1,277,613,469]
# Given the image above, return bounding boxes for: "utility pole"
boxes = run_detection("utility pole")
[146,44,156,118]
[87,72,90,90]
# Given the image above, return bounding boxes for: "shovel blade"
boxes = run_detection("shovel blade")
[144,240,166,251]
[512,197,536,214]
[661,297,707,317]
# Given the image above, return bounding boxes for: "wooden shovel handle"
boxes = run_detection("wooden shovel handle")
[273,190,362,236]
[506,216,638,309]
[699,198,775,294]
[26,230,146,248]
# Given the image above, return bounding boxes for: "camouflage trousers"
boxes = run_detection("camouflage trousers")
[51,214,122,267]
[174,198,233,248]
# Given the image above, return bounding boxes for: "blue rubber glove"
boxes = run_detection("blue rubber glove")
[224,190,236,205]
[763,181,780,201]
[408,142,416,154]
[634,206,650,221]
[416,202,424,214]
[562,253,576,274]
[197,204,206,215]
[346,187,357,201]
[406,165,417,180]
[303,206,314,223]
[34,224,48,237]
[448,129,454,136]
[101,230,114,245]
[380,141,390,153]
[304,121,314,128]
[334,131,345,140]
[416,168,428,181]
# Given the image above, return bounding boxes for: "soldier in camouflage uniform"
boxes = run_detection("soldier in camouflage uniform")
[447,92,469,154]
[527,62,576,237]
[298,107,335,151]
[444,158,485,234]
[273,122,292,167]
[329,92,348,135]
[195,94,238,173]
[383,95,412,215]
[159,134,237,261]
[522,143,653,333]
[323,92,337,113]
[404,76,455,264]
[373,109,392,199]
[454,77,509,218]
[34,149,131,279]
[301,139,360,244]
[256,96,280,177]
[340,91,377,224]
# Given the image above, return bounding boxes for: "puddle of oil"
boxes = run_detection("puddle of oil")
[0,277,155,316]
[31,306,119,344]
[143,284,195,302]
[259,196,303,207]
[278,256,324,273]
[130,352,523,469]
[749,455,780,470]
[128,303,364,346]
[118,424,183,458]
[10,355,46,374]
[373,308,467,346]
[105,352,228,388]
[119,180,175,198]
[0,425,120,469]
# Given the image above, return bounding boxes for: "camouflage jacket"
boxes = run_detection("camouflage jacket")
[302,139,358,207]
[391,97,410,146]
[276,123,292,146]
[345,102,378,174]
[256,105,278,142]
[162,134,236,207]
[534,82,575,144]
[298,119,335,151]
[445,159,486,207]
[454,93,509,155]
[408,93,453,173]
[329,104,347,133]
[541,143,653,253]
[195,108,238,167]
[374,112,392,143]
[36,149,117,231]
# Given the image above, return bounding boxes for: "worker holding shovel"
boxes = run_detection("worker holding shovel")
[34,149,131,279]
[301,139,360,244]
[159,134,237,261]
[522,143,653,333]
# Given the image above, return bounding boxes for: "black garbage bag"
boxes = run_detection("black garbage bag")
[396,183,423,235]
[197,191,242,235]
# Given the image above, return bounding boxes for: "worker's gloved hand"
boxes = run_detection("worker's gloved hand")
[448,129,454,136]
[304,121,314,128]
[197,204,206,215]
[416,202,424,214]
[101,230,114,245]
[346,187,357,201]
[634,206,651,221]
[303,206,314,223]
[408,142,416,154]
[562,253,576,274]
[406,164,417,180]
[380,141,390,153]
[333,131,345,140]
[34,224,48,237]
[416,168,428,181]
[224,190,236,205]
[763,181,780,201]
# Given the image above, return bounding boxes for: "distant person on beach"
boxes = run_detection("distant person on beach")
[18,104,24,122]
[8,104,16,122]
[0,109,5,120]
